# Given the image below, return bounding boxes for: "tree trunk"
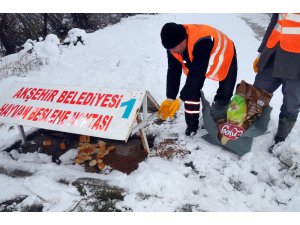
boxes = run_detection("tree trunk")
[71,13,90,29]
[43,13,48,38]
[0,14,15,54]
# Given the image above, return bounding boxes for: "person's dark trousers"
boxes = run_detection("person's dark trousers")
[254,54,300,145]
[184,101,201,133]
[211,50,238,121]
[214,50,238,103]
[184,50,238,132]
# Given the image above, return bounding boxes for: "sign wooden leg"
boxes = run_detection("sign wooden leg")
[136,113,149,155]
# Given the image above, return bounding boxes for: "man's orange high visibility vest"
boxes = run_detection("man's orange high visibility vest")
[267,13,300,53]
[171,24,234,81]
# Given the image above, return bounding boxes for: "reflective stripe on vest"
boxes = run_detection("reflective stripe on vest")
[281,27,300,34]
[286,13,300,23]
[171,24,234,81]
[266,13,300,53]
[278,13,286,21]
[274,24,300,35]
[207,31,228,80]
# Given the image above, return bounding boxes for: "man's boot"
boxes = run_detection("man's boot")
[210,100,229,122]
[185,125,198,136]
[184,100,200,136]
[268,116,297,153]
[185,113,199,136]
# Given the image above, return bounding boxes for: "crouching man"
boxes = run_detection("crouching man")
[158,22,238,136]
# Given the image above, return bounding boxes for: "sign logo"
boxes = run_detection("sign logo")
[219,123,245,140]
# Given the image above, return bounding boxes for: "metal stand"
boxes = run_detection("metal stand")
[17,125,27,144]
[142,94,147,121]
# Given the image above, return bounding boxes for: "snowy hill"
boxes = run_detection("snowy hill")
[0,13,299,212]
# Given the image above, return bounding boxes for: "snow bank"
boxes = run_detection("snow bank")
[0,14,299,212]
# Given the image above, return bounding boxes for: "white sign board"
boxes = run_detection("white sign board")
[0,82,147,141]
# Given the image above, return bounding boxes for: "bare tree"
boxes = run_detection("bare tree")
[43,13,48,38]
[0,13,140,56]
[0,14,16,54]
[71,13,90,30]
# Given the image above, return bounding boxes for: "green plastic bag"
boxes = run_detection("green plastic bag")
[227,94,247,125]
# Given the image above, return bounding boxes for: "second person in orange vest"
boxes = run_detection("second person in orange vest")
[158,22,237,136]
[253,13,300,153]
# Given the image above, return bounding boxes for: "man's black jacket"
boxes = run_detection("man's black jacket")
[166,37,214,101]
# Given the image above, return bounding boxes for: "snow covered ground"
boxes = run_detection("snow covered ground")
[0,13,299,213]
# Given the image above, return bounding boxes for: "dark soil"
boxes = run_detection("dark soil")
[4,129,154,174]
[4,129,80,164]
[103,137,148,174]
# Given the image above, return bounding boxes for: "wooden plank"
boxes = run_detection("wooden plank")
[136,113,149,155]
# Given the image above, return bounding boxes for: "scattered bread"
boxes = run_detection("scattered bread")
[103,149,110,156]
[75,154,92,164]
[93,148,101,154]
[108,145,116,151]
[98,162,106,170]
[43,139,52,146]
[59,142,66,150]
[96,152,105,160]
[79,135,90,143]
[78,146,93,154]
[89,159,97,167]
[75,140,114,172]
[78,142,90,147]
[98,141,106,148]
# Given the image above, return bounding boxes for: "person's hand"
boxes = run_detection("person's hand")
[253,54,260,73]
[169,98,182,119]
[158,99,173,120]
